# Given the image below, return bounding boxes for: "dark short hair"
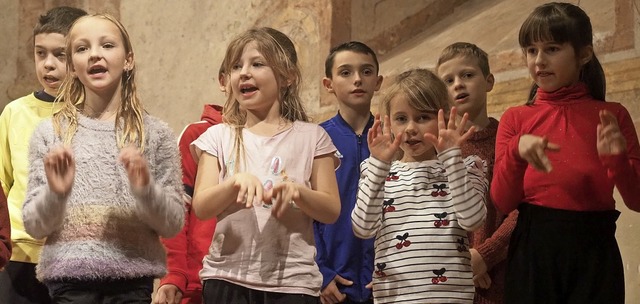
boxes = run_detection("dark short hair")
[33,6,87,37]
[324,41,379,78]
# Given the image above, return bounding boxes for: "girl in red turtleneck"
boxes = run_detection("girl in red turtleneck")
[491,3,640,304]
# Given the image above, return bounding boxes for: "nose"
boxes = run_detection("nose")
[404,120,417,135]
[453,76,464,89]
[89,47,102,61]
[43,53,56,70]
[534,52,545,67]
[239,64,251,79]
[354,71,362,86]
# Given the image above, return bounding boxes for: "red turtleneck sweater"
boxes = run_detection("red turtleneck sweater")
[492,83,640,213]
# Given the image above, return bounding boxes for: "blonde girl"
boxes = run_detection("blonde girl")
[22,14,184,303]
[351,68,487,303]
[191,27,340,304]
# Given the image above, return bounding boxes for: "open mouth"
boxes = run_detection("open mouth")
[89,66,107,75]
[352,89,366,94]
[455,93,469,101]
[240,85,258,94]
[43,75,59,83]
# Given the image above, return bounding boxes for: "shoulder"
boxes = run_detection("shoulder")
[1,94,36,114]
[143,115,176,143]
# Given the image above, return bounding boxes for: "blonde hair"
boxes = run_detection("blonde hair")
[221,27,308,170]
[379,68,451,117]
[53,14,146,151]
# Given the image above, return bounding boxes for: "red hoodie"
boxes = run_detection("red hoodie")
[159,104,223,304]
[0,190,10,269]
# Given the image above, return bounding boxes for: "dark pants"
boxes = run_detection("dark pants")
[45,276,153,304]
[504,203,624,304]
[202,279,319,304]
[0,261,52,304]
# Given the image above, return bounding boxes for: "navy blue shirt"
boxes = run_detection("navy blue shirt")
[314,113,375,303]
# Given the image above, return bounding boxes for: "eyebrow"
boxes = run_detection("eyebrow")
[337,63,375,69]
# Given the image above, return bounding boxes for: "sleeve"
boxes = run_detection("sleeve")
[439,148,488,231]
[0,106,14,195]
[599,105,640,212]
[132,122,185,238]
[475,209,518,269]
[313,220,337,289]
[351,157,390,239]
[491,108,529,214]
[158,123,203,292]
[192,125,221,158]
[22,122,68,239]
[0,190,11,268]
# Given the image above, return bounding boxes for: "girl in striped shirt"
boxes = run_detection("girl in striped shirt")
[351,68,487,304]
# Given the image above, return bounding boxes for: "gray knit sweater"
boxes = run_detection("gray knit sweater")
[22,114,185,282]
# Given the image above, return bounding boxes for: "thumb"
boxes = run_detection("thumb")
[335,274,353,286]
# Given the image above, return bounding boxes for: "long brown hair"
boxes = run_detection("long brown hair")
[53,14,146,151]
[221,27,307,171]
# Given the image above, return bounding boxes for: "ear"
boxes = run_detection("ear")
[579,45,593,65]
[485,73,495,93]
[322,77,334,93]
[374,75,384,91]
[124,52,135,71]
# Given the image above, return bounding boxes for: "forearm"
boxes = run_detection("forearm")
[192,178,240,220]
[441,148,487,231]
[492,134,528,214]
[22,187,67,239]
[294,185,340,224]
[351,157,388,239]
[133,181,185,238]
[475,209,518,269]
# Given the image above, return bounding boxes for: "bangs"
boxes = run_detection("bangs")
[519,7,572,47]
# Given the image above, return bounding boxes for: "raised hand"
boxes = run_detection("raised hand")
[424,107,476,153]
[263,180,299,219]
[119,146,150,192]
[597,110,626,155]
[368,114,402,163]
[518,134,560,173]
[44,145,75,197]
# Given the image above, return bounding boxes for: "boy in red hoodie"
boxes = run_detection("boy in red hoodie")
[153,66,225,304]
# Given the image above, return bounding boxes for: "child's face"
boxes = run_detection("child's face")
[388,94,438,162]
[229,42,280,115]
[524,41,582,93]
[437,55,493,120]
[323,51,383,110]
[68,17,131,95]
[34,33,67,97]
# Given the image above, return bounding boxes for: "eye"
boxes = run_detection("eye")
[362,68,374,76]
[103,43,115,49]
[339,69,351,77]
[442,78,453,85]
[35,50,45,57]
[525,47,537,55]
[394,115,407,123]
[463,72,473,79]
[252,61,265,67]
[231,63,242,70]
[75,46,88,53]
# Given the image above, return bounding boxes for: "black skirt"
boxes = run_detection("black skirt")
[504,203,624,304]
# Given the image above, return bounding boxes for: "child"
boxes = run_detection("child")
[154,65,225,304]
[315,41,383,304]
[0,6,86,303]
[351,68,487,304]
[21,14,185,302]
[491,3,640,304]
[191,27,340,304]
[436,42,517,304]
[0,191,10,270]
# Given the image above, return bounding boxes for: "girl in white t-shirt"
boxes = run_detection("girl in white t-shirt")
[191,27,340,304]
